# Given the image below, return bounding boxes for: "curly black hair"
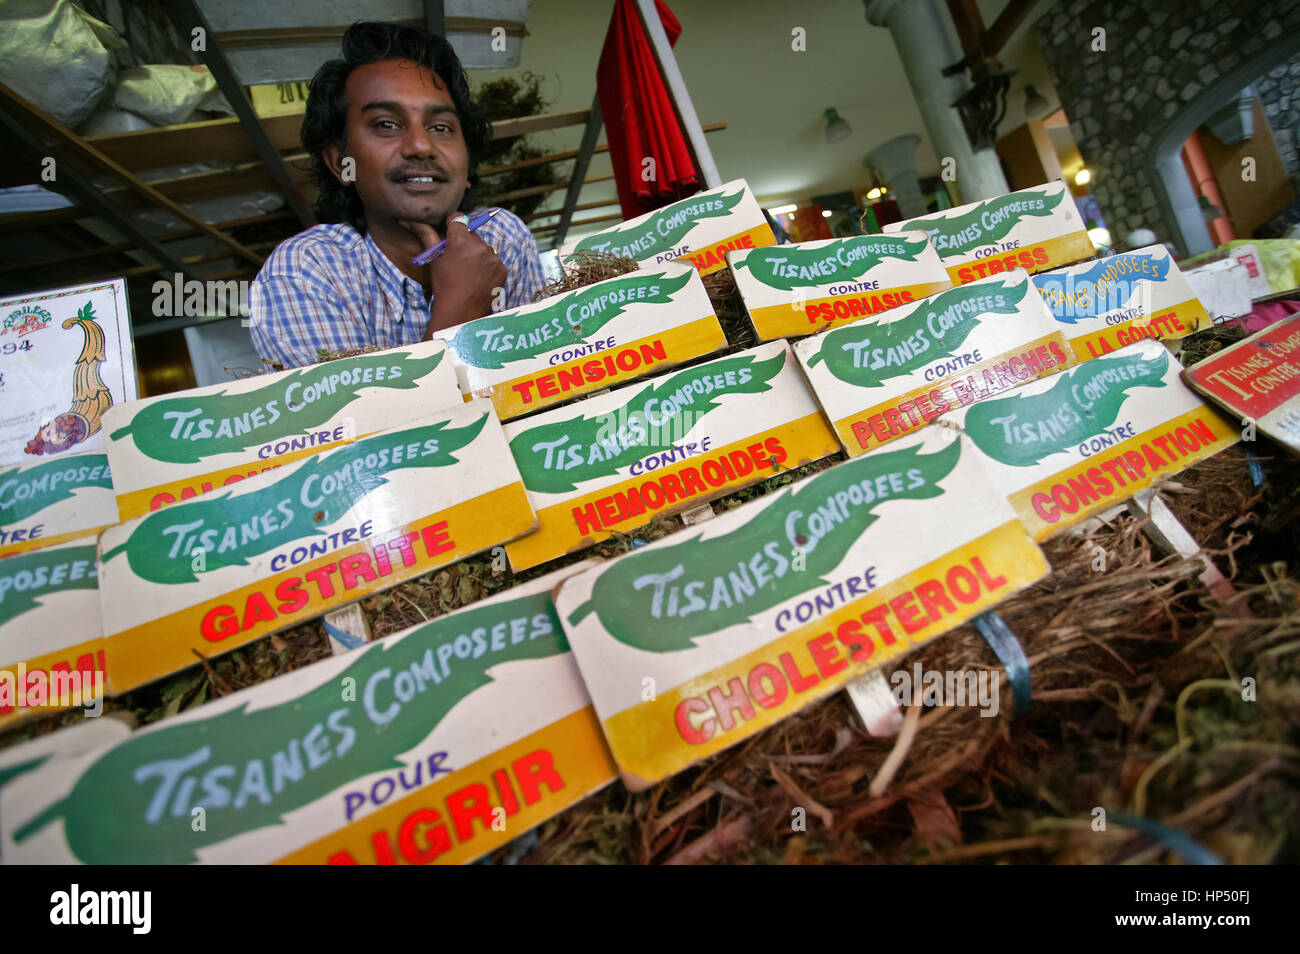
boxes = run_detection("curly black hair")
[301,21,492,231]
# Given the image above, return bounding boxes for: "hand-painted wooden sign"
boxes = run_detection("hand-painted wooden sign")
[502,341,839,570]
[883,182,1094,285]
[795,271,1072,456]
[437,263,726,421]
[0,450,118,558]
[97,399,536,694]
[0,279,137,467]
[941,339,1239,540]
[728,232,953,340]
[1182,313,1300,456]
[554,429,1048,789]
[2,563,616,865]
[0,536,107,729]
[0,716,131,861]
[558,179,776,276]
[103,340,461,520]
[1032,244,1210,360]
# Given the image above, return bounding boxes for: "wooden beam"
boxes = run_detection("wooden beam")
[0,83,264,267]
[533,212,623,236]
[945,0,988,60]
[0,108,195,281]
[482,173,613,205]
[84,113,304,172]
[0,210,297,274]
[986,0,1041,56]
[72,108,586,177]
[490,109,592,140]
[213,18,525,46]
[525,199,619,222]
[0,206,85,232]
[477,122,725,177]
[79,241,277,285]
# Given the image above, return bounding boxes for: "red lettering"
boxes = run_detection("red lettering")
[807,632,847,678]
[675,696,714,743]
[513,748,565,805]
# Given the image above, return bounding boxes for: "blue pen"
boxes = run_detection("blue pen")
[411,208,502,265]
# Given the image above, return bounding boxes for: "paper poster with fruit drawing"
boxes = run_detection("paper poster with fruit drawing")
[0,280,138,467]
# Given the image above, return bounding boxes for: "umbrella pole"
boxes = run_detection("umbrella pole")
[633,0,723,189]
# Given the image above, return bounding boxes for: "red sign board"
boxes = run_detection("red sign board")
[1183,314,1300,455]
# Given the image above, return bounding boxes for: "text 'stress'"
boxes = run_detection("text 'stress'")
[558,178,776,276]
[96,399,536,694]
[883,182,1095,285]
[2,563,617,865]
[555,429,1048,788]
[503,341,840,570]
[1183,313,1300,456]
[104,340,461,520]
[795,271,1072,456]
[0,450,118,558]
[1,536,105,727]
[940,339,1239,541]
[729,232,952,340]
[1032,245,1210,361]
[437,262,726,420]
[0,279,137,467]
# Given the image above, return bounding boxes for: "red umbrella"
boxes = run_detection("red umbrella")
[596,0,700,220]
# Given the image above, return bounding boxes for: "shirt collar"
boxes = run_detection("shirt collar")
[364,229,428,323]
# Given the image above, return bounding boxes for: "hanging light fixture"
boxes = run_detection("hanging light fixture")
[1024,85,1050,119]
[824,107,852,143]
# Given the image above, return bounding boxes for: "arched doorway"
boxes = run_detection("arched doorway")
[1148,36,1300,256]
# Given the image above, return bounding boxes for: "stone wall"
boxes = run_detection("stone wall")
[1034,0,1300,244]
[1256,53,1300,180]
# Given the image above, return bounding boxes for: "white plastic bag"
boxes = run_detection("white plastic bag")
[114,64,228,126]
[0,0,125,128]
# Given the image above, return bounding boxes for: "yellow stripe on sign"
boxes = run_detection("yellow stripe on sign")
[485,317,726,421]
[115,437,360,521]
[0,637,108,729]
[1007,406,1238,541]
[0,525,112,559]
[1066,298,1212,362]
[747,281,952,341]
[831,332,1073,456]
[105,482,536,693]
[947,232,1095,284]
[599,519,1047,788]
[683,223,777,276]
[506,411,838,571]
[273,705,617,865]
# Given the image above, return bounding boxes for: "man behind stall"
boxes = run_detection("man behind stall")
[250,21,545,370]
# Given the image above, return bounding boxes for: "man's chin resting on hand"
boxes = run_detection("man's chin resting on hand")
[248,20,545,371]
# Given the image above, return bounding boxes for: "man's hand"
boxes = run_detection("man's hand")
[401,215,507,338]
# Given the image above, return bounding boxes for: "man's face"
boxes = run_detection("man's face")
[329,58,471,231]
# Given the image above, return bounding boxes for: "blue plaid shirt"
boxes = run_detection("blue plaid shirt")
[250,208,545,369]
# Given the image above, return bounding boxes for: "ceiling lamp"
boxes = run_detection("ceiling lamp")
[1024,85,1050,119]
[824,107,852,144]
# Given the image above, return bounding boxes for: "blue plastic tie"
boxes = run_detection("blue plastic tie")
[1111,812,1223,865]
[1246,452,1264,488]
[972,610,1032,717]
[323,617,365,650]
